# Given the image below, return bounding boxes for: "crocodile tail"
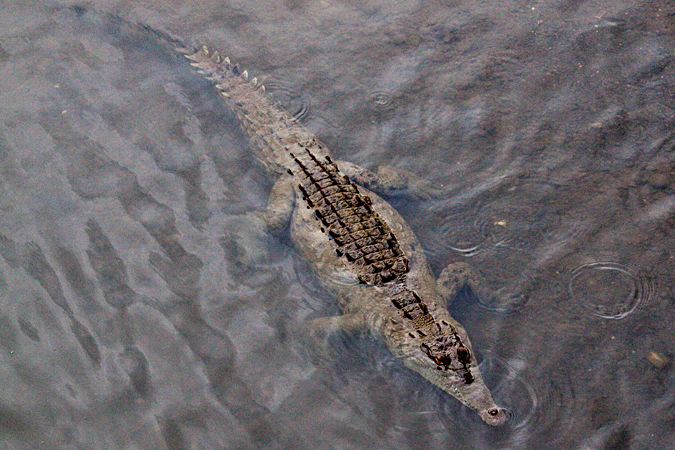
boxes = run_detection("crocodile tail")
[181,46,321,174]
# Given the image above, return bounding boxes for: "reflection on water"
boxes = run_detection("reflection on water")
[0,1,674,449]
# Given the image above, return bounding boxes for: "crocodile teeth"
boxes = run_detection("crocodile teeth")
[185,53,199,61]
[251,77,257,85]
[190,62,203,68]
[260,85,266,92]
[241,70,248,80]
[211,51,221,63]
[215,84,226,90]
[200,45,209,56]
[224,56,231,65]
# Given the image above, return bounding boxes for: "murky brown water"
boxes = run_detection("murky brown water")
[0,1,673,448]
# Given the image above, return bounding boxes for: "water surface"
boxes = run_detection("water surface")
[0,1,673,448]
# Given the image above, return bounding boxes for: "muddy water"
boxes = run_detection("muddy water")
[0,1,673,449]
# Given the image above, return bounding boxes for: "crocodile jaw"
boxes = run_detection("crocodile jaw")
[385,326,507,426]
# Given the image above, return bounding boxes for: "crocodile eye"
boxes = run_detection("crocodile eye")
[487,408,499,416]
[457,346,471,364]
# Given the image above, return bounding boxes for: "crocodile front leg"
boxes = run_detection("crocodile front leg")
[294,312,369,356]
[437,261,529,311]
[436,261,490,301]
[255,176,295,234]
[306,313,368,339]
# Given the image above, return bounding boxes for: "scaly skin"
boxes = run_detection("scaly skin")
[183,46,507,426]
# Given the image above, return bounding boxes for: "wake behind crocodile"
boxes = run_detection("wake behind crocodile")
[183,45,507,426]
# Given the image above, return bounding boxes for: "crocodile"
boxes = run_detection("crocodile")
[183,45,507,426]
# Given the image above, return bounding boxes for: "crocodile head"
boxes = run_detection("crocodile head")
[385,322,507,426]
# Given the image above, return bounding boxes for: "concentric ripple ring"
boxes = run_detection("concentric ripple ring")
[569,261,653,320]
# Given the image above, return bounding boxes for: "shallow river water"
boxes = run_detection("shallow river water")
[0,1,674,449]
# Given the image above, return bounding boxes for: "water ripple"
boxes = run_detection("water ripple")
[264,79,312,123]
[568,261,653,320]
[366,89,396,112]
[465,354,540,430]
[472,270,535,313]
[455,353,577,447]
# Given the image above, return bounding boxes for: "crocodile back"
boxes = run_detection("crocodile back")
[290,145,411,286]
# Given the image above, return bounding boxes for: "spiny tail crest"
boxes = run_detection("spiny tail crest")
[181,45,265,93]
[179,44,313,175]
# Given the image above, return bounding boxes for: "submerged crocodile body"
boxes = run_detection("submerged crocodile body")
[184,46,507,426]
